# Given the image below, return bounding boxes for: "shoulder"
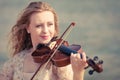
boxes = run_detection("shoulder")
[5,49,30,65]
[13,49,31,60]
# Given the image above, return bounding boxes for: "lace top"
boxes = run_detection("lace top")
[0,49,73,80]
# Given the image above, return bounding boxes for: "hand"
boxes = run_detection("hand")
[70,52,88,76]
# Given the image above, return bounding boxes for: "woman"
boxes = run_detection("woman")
[0,1,87,80]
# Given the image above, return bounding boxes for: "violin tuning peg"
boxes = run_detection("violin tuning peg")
[93,56,99,61]
[89,70,94,75]
[98,60,103,64]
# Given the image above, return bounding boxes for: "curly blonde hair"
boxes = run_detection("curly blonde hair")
[9,1,59,56]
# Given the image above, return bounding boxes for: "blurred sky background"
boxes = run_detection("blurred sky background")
[0,0,120,80]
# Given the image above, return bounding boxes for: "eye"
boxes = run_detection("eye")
[35,24,43,28]
[48,22,54,27]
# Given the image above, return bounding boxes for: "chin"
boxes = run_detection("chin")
[41,40,51,44]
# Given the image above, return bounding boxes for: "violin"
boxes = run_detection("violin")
[31,22,103,80]
[32,39,103,74]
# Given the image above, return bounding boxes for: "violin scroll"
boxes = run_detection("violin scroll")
[85,56,103,75]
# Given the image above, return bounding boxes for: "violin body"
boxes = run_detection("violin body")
[32,39,82,67]
[32,40,73,67]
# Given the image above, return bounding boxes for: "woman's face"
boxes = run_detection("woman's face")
[27,11,55,48]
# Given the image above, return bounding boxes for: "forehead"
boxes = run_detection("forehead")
[29,11,54,23]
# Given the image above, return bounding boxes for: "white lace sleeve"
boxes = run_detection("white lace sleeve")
[0,58,14,80]
[53,64,73,80]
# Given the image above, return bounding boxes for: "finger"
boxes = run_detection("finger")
[76,53,81,59]
[70,53,77,66]
[70,53,75,62]
[70,53,75,58]
[81,52,87,61]
[71,53,81,61]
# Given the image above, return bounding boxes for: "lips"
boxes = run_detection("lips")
[41,35,49,40]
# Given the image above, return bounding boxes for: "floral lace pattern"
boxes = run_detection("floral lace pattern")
[0,49,73,80]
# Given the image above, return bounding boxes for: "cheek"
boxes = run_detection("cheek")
[30,29,40,38]
[51,28,56,36]
[52,25,56,34]
[54,30,57,36]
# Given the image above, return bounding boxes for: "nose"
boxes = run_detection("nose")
[42,25,48,33]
